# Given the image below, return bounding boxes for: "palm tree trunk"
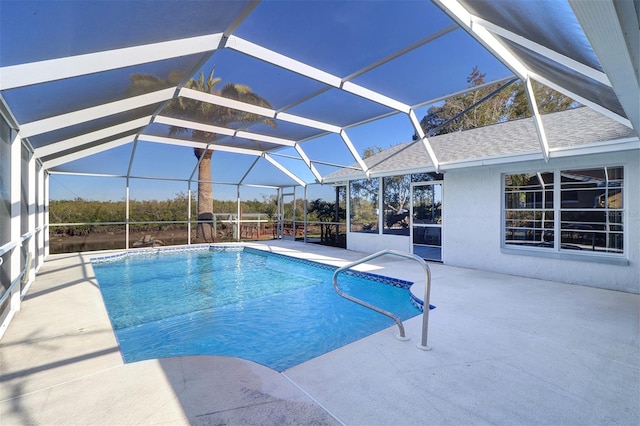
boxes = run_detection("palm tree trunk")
[195,148,214,242]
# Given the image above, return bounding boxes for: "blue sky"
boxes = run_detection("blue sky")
[7,1,512,203]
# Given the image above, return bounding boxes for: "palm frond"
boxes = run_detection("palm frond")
[167,70,186,86]
[168,126,189,137]
[126,74,172,96]
[129,67,278,139]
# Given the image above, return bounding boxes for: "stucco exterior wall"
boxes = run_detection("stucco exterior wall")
[444,151,639,293]
[348,231,411,254]
[344,150,639,293]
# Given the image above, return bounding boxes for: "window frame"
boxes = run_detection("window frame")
[559,166,624,255]
[502,165,628,265]
[504,171,555,249]
[349,178,380,233]
[382,175,411,236]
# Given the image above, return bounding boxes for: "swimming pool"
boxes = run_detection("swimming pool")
[92,246,422,371]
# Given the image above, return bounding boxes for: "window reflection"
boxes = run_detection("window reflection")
[306,184,346,248]
[383,175,410,235]
[504,172,554,248]
[350,178,379,233]
[560,167,623,253]
[504,167,624,255]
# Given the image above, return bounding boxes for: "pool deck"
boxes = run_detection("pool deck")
[1,240,638,425]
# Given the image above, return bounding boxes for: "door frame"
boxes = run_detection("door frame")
[410,180,443,261]
[278,187,296,240]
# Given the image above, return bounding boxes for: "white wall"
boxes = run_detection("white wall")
[444,151,640,293]
[343,150,639,293]
[348,231,411,254]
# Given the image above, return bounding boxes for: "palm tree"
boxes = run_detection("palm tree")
[127,68,276,242]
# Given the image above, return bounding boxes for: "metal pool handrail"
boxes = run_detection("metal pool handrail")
[332,249,432,350]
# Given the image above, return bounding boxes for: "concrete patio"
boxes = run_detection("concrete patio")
[1,241,638,425]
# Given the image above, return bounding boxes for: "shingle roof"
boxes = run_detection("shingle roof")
[323,107,637,182]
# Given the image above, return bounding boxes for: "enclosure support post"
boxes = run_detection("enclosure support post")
[187,184,192,246]
[236,185,241,242]
[125,181,130,250]
[303,185,308,243]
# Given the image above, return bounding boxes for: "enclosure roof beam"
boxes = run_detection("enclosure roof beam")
[42,135,134,169]
[342,24,460,82]
[227,35,342,87]
[34,116,152,158]
[525,76,550,162]
[341,81,411,113]
[425,78,518,137]
[270,152,361,171]
[19,88,175,138]
[228,35,411,113]
[434,0,554,163]
[569,0,640,134]
[294,144,323,183]
[275,112,342,133]
[436,0,632,133]
[180,87,276,119]
[529,72,632,128]
[238,156,262,186]
[408,109,440,172]
[187,142,208,182]
[263,153,306,187]
[470,4,633,128]
[154,115,235,138]
[0,33,222,90]
[235,130,296,147]
[138,134,264,156]
[179,87,343,134]
[471,16,610,86]
[154,115,296,147]
[340,130,369,177]
[434,0,529,78]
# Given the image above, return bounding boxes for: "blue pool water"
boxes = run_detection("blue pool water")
[92,246,421,371]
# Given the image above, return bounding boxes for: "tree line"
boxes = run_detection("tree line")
[50,193,277,225]
[49,193,339,226]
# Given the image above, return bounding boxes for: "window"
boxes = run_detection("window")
[504,166,624,257]
[504,172,554,248]
[411,172,443,183]
[306,184,347,248]
[383,175,410,236]
[560,167,623,253]
[349,173,443,235]
[350,178,378,233]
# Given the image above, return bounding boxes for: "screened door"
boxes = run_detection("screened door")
[278,189,296,240]
[411,182,443,261]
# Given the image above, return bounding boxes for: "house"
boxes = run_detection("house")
[323,107,639,293]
